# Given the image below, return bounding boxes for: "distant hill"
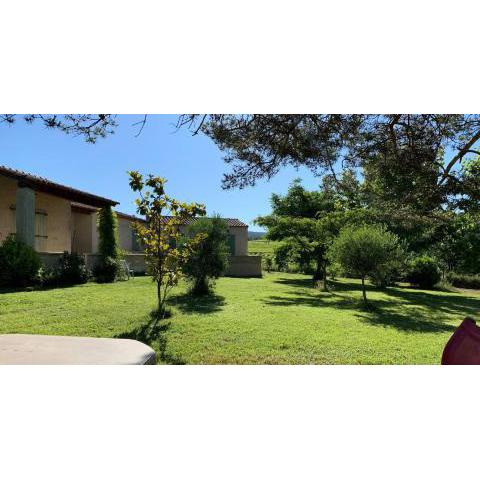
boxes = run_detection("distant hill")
[248,231,267,240]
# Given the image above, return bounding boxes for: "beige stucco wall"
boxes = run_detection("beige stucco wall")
[0,175,17,244]
[118,217,134,252]
[92,216,249,255]
[0,175,72,252]
[177,224,248,255]
[35,191,72,252]
[229,226,248,255]
[226,255,262,277]
[72,211,93,253]
[91,215,137,253]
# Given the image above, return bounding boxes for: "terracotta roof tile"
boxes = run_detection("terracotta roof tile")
[115,213,248,227]
[159,216,248,227]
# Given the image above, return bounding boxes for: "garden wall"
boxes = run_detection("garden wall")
[39,252,63,269]
[226,255,262,277]
[84,253,147,274]
[39,252,261,277]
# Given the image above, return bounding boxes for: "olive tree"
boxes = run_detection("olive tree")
[328,225,404,303]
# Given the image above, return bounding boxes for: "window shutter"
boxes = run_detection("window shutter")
[35,212,47,251]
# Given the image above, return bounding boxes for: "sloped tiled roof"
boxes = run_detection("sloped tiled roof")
[159,216,248,227]
[116,212,248,227]
[0,165,118,208]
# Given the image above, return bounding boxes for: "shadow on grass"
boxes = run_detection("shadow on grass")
[115,313,185,365]
[0,283,84,295]
[169,293,225,315]
[265,276,480,333]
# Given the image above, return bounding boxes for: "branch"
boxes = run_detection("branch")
[440,129,480,184]
[133,115,148,137]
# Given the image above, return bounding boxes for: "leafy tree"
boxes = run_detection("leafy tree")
[328,225,404,303]
[257,181,336,289]
[128,171,206,318]
[182,216,230,295]
[431,212,480,275]
[256,178,359,290]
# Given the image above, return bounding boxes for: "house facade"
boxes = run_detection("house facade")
[0,166,261,277]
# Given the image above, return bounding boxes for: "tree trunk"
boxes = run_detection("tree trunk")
[313,258,323,287]
[157,280,162,312]
[361,276,367,303]
[322,262,328,292]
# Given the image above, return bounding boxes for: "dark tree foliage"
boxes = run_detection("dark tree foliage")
[0,114,117,143]
[178,114,480,215]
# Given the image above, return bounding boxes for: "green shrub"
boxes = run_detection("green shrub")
[42,252,89,287]
[406,256,441,289]
[263,254,274,272]
[446,272,480,290]
[93,256,120,283]
[182,216,230,295]
[0,235,41,288]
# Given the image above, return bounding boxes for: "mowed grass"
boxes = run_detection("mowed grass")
[248,239,280,255]
[0,272,478,364]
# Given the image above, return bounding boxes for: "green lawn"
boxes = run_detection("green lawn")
[248,239,280,255]
[0,273,478,364]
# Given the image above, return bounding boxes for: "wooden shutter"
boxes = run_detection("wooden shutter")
[35,211,47,251]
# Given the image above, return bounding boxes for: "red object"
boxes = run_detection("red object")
[442,318,480,365]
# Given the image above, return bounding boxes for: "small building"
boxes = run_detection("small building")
[0,165,261,277]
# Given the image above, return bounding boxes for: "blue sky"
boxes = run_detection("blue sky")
[1,115,321,230]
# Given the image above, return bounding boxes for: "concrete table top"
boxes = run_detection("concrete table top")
[0,334,156,365]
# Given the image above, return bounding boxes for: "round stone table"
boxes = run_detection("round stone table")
[0,334,156,365]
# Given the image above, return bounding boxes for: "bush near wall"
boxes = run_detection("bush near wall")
[0,236,41,288]
[41,252,89,287]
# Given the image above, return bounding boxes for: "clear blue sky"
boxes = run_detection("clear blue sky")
[0,115,321,229]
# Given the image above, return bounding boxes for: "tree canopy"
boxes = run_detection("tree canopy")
[180,114,480,217]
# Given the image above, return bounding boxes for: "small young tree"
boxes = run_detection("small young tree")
[128,172,206,318]
[182,215,230,295]
[328,225,404,303]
